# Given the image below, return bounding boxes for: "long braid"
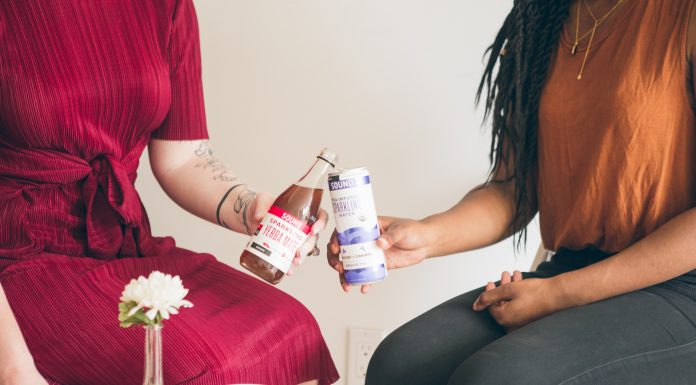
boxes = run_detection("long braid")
[476,0,572,248]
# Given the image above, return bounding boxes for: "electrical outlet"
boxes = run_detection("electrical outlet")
[347,327,386,385]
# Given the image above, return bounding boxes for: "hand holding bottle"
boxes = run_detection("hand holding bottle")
[327,216,433,293]
[244,191,329,276]
[240,149,337,284]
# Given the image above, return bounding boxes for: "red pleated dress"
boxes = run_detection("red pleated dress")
[0,1,339,384]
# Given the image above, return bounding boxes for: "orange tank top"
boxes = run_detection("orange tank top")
[538,0,696,253]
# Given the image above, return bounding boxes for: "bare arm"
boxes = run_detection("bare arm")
[148,139,269,236]
[328,162,531,292]
[421,179,529,257]
[0,285,48,385]
[555,209,696,307]
[149,138,327,262]
[419,137,537,258]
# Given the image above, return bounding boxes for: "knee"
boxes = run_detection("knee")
[366,329,429,385]
[447,350,544,385]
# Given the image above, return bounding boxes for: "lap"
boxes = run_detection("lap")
[366,272,546,385]
[366,286,504,385]
[449,288,696,385]
[369,275,696,385]
[2,253,332,385]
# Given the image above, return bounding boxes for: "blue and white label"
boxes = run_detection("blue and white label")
[328,169,387,284]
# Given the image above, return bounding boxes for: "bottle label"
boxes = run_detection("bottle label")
[244,206,310,274]
[339,241,385,270]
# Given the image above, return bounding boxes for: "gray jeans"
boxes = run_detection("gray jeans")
[366,248,696,385]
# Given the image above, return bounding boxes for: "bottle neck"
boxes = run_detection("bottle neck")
[296,157,334,189]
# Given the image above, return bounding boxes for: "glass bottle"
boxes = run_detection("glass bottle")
[240,148,338,284]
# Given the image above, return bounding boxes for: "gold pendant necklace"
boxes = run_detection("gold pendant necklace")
[572,0,624,80]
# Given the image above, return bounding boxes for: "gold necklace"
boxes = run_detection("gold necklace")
[573,0,624,80]
[571,3,621,54]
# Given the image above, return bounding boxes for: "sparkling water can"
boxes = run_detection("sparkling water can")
[328,167,387,285]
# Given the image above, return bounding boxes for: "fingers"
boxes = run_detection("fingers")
[311,209,328,235]
[361,284,372,294]
[500,271,512,285]
[473,285,514,311]
[513,270,523,282]
[297,234,319,263]
[340,273,351,293]
[326,231,349,291]
[326,231,342,273]
[485,281,496,291]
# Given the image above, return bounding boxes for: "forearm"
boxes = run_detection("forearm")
[149,139,257,235]
[555,208,696,308]
[0,285,36,380]
[421,181,529,257]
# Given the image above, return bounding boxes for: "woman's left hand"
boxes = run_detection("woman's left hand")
[472,271,563,332]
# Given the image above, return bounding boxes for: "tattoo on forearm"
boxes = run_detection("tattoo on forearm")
[235,189,258,234]
[198,142,256,232]
[216,184,245,229]
[194,141,242,183]
[195,141,214,157]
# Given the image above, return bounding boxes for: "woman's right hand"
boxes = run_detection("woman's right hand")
[1,365,49,385]
[327,216,433,294]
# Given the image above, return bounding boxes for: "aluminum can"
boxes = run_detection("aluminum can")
[328,167,387,285]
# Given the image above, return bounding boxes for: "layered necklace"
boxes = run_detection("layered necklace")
[572,0,624,80]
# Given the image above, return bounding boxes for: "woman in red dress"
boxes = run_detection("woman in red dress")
[0,1,339,384]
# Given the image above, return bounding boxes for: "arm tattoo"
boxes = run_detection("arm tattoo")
[235,188,258,234]
[195,140,214,157]
[216,184,245,229]
[195,141,243,184]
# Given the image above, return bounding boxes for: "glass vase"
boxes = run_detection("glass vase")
[142,324,163,385]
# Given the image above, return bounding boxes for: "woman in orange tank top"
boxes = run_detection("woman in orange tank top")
[328,1,696,384]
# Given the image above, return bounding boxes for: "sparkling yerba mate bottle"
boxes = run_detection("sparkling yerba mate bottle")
[240,149,338,284]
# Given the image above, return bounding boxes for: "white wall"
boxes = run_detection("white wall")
[137,1,540,383]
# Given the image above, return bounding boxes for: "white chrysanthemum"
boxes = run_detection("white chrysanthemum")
[120,271,193,321]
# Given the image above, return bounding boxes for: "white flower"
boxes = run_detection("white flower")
[120,271,193,322]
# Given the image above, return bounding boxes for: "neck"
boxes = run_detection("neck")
[567,0,626,40]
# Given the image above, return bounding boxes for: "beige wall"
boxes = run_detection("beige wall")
[136,1,539,383]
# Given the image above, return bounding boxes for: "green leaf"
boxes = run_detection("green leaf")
[118,302,161,328]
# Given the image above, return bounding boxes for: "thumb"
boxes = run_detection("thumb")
[254,208,265,222]
[253,192,273,221]
[376,227,402,251]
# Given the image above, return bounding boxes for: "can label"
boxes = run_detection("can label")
[329,168,387,284]
[339,242,384,270]
[244,206,310,274]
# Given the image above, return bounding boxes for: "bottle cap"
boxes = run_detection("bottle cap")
[317,148,338,168]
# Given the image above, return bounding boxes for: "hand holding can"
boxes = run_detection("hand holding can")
[328,168,388,289]
[327,215,432,293]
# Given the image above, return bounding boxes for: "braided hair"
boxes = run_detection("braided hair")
[477,0,573,247]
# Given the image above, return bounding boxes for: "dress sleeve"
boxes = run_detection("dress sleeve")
[151,0,209,140]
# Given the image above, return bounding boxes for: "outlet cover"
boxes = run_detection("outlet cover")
[347,327,386,385]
